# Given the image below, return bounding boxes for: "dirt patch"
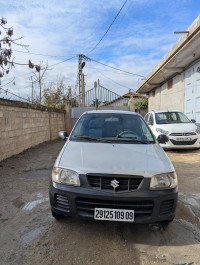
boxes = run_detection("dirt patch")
[0,141,200,265]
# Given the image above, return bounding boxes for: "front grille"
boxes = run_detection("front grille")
[159,199,174,216]
[87,174,143,192]
[170,132,196,136]
[55,194,70,212]
[170,139,197,145]
[76,197,154,220]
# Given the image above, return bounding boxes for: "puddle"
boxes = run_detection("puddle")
[21,226,44,243]
[179,193,200,221]
[22,198,48,211]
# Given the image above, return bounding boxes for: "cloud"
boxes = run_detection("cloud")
[0,0,198,101]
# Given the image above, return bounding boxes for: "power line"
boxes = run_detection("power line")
[87,0,128,54]
[49,55,77,67]
[0,87,32,103]
[13,49,75,58]
[88,57,145,77]
[87,66,133,91]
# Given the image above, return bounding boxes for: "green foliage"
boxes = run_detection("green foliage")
[43,79,67,109]
[135,97,148,109]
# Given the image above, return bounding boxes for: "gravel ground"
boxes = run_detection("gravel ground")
[0,140,200,265]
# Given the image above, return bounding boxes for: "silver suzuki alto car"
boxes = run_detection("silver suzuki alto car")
[50,110,178,224]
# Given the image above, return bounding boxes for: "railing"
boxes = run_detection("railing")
[71,84,124,108]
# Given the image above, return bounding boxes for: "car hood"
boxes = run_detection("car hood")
[57,141,174,177]
[156,123,197,133]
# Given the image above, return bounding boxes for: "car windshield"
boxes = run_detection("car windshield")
[70,113,155,143]
[155,112,191,124]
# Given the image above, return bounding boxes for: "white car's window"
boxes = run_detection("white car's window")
[155,112,191,124]
[144,113,149,122]
[149,113,154,125]
[70,113,155,143]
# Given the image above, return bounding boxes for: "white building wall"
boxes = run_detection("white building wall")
[148,73,184,112]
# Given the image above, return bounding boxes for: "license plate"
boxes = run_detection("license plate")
[94,208,134,222]
[176,137,192,141]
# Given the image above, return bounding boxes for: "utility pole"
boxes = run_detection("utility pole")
[82,73,85,107]
[39,71,41,103]
[30,76,34,103]
[78,54,83,98]
[78,54,91,106]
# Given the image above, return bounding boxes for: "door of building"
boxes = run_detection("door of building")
[184,61,200,123]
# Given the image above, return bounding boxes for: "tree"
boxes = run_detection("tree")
[43,78,74,110]
[0,17,39,80]
[31,62,50,103]
[135,97,148,109]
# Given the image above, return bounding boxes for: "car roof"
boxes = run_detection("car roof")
[149,110,183,114]
[84,110,140,116]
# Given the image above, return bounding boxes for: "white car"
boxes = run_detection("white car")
[50,110,178,224]
[144,111,200,150]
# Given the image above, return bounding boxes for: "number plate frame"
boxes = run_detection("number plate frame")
[175,137,192,141]
[94,208,134,222]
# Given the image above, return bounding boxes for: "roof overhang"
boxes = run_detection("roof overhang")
[136,15,200,94]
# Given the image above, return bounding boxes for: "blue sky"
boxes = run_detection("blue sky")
[0,0,200,100]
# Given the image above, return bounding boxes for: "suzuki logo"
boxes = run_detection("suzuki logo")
[110,179,119,189]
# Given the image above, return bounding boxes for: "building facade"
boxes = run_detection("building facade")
[136,16,200,123]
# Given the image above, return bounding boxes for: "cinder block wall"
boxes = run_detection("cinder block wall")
[0,99,65,161]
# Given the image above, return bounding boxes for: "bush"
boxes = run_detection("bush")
[135,98,148,109]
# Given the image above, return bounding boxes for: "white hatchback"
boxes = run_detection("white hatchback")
[145,111,200,149]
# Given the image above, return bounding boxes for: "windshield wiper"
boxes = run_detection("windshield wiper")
[116,138,153,144]
[74,135,112,143]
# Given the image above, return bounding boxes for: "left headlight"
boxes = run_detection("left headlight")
[150,172,177,190]
[52,167,80,186]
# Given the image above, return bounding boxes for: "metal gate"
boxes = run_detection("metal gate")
[70,82,130,127]
[184,60,200,123]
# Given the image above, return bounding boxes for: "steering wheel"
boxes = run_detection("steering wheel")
[116,130,138,139]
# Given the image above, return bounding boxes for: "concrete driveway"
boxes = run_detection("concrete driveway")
[0,140,200,265]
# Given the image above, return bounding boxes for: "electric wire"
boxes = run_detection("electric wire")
[87,0,128,54]
[0,87,32,103]
[88,57,145,77]
[13,49,75,58]
[87,66,133,91]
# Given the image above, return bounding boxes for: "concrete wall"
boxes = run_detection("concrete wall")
[148,73,184,112]
[0,99,65,161]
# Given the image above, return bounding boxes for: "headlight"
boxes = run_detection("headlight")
[196,127,200,134]
[156,128,169,135]
[150,172,177,190]
[52,167,80,186]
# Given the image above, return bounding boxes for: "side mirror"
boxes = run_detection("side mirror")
[157,134,169,144]
[147,120,153,126]
[58,131,68,140]
[191,119,196,123]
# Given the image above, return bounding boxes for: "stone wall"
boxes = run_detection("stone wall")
[0,99,65,161]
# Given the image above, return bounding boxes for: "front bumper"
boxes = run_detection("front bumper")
[160,136,200,149]
[49,178,178,223]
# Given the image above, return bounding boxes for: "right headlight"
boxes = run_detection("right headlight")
[150,172,177,190]
[52,167,80,186]
[156,128,169,135]
[196,127,200,134]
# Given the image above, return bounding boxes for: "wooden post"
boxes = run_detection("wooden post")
[65,97,72,135]
[82,73,85,107]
